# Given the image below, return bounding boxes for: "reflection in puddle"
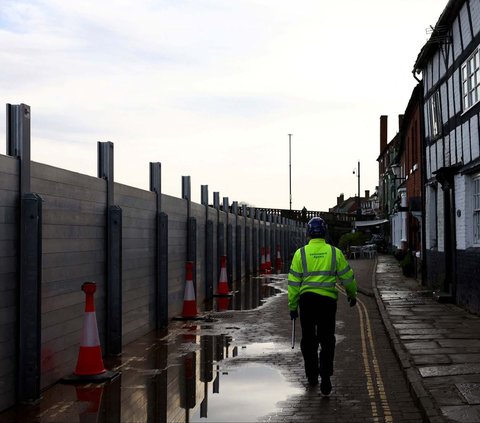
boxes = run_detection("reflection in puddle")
[24,334,297,423]
[191,363,301,422]
[211,275,283,313]
[0,275,293,423]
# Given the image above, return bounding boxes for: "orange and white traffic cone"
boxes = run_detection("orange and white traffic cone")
[74,282,106,377]
[260,247,266,273]
[62,282,117,383]
[182,262,198,318]
[216,256,230,295]
[265,247,272,274]
[275,244,283,273]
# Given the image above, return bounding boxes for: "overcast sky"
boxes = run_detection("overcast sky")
[0,0,446,211]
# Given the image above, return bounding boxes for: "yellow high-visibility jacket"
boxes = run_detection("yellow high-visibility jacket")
[288,238,357,311]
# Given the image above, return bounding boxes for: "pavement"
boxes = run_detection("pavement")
[373,254,480,423]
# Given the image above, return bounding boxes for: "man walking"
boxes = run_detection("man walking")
[288,217,357,395]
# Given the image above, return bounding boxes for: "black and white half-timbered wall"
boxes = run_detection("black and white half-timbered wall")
[414,0,480,314]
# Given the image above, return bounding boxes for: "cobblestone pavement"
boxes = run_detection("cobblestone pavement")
[375,254,480,423]
[4,254,479,422]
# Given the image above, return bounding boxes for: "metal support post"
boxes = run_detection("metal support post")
[107,205,122,355]
[18,193,42,403]
[150,162,169,329]
[7,103,31,194]
[98,141,122,355]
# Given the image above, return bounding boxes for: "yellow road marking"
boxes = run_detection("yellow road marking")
[339,285,393,422]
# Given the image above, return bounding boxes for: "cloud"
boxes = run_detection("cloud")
[0,0,448,210]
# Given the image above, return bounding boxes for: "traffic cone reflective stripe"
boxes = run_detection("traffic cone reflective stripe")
[265,247,271,274]
[182,262,198,318]
[260,247,266,273]
[217,256,229,295]
[74,282,106,376]
[275,244,283,272]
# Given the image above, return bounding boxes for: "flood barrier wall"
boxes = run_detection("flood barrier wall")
[0,114,306,410]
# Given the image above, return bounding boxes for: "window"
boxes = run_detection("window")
[429,90,442,138]
[474,175,480,244]
[462,49,480,110]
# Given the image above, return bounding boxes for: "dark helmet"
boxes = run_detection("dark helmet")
[307,217,327,238]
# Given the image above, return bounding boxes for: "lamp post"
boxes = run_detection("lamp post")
[353,161,361,217]
[289,134,292,211]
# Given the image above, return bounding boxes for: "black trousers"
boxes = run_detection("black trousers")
[299,292,337,380]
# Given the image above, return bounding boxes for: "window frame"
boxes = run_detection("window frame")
[461,48,480,111]
[428,90,442,138]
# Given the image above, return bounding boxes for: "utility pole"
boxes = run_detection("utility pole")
[356,161,361,216]
[289,134,292,211]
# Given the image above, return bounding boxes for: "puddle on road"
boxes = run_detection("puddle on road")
[0,274,297,423]
[206,274,286,313]
[191,363,301,422]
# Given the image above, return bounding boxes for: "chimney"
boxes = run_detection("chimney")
[365,190,370,199]
[380,115,388,153]
[337,193,344,206]
[398,114,404,131]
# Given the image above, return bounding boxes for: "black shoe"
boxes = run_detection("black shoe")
[320,376,332,395]
[307,376,318,386]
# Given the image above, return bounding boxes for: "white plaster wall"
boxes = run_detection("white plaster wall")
[448,76,456,119]
[472,114,480,161]
[457,125,464,164]
[463,121,472,163]
[460,3,473,47]
[455,174,467,250]
[472,0,480,37]
[453,17,463,62]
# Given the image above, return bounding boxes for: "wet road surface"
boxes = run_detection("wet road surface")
[0,258,424,422]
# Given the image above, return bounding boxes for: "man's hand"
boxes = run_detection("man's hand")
[290,310,298,320]
[348,297,357,307]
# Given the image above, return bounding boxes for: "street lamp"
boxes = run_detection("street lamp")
[353,161,361,216]
[289,134,292,211]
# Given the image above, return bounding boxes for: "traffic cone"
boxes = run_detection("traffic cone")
[182,262,198,318]
[275,244,283,273]
[260,247,266,273]
[75,282,106,376]
[216,256,230,295]
[76,385,104,423]
[265,247,272,274]
[62,282,118,383]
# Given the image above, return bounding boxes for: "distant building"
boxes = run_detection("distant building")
[329,190,378,218]
[377,115,402,249]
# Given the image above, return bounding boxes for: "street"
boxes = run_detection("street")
[0,257,425,423]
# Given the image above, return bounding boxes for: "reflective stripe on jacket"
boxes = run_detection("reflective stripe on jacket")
[288,238,357,311]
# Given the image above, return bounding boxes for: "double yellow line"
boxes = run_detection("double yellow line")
[339,286,393,423]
